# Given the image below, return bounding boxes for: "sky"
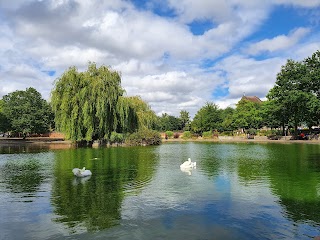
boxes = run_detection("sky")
[0,0,320,117]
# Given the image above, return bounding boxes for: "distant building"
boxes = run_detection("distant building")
[241,95,262,104]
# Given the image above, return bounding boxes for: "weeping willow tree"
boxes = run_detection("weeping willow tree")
[119,96,157,132]
[51,63,159,142]
[51,63,132,141]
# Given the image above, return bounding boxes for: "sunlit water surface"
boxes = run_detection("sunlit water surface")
[0,142,320,239]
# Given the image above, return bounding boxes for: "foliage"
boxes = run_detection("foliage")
[110,132,124,144]
[246,128,257,135]
[125,129,161,146]
[260,100,283,129]
[165,131,174,138]
[220,131,234,136]
[156,113,182,131]
[179,110,190,131]
[191,102,222,133]
[51,63,140,142]
[2,87,53,136]
[304,50,320,98]
[0,99,11,133]
[267,54,320,135]
[202,131,212,138]
[232,99,263,130]
[122,96,158,132]
[219,107,235,131]
[182,131,192,139]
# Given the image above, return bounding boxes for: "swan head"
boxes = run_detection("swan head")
[188,158,191,162]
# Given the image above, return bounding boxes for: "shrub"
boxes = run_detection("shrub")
[110,132,124,144]
[257,130,269,136]
[220,131,233,136]
[165,131,174,138]
[182,131,192,139]
[173,132,180,138]
[202,131,212,139]
[247,128,257,135]
[125,129,162,146]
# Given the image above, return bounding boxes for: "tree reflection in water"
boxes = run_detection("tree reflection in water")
[1,159,44,198]
[51,147,158,233]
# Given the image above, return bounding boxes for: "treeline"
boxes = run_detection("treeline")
[0,50,319,144]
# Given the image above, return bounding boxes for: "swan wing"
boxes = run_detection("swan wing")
[83,170,92,176]
[72,168,80,175]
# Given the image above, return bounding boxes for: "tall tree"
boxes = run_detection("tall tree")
[304,50,320,98]
[157,113,182,131]
[0,99,11,133]
[260,100,284,130]
[2,87,52,137]
[220,107,235,131]
[119,96,158,132]
[51,63,128,141]
[191,102,222,133]
[232,99,263,130]
[267,57,320,134]
[179,110,190,131]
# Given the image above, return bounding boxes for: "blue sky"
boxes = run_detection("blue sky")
[0,0,319,117]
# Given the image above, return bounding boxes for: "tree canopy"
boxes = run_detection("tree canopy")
[232,99,263,130]
[191,102,222,133]
[267,51,320,134]
[51,63,156,142]
[51,63,131,141]
[2,87,52,136]
[0,99,11,133]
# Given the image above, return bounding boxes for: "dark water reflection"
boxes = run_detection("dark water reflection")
[50,147,158,233]
[0,142,320,239]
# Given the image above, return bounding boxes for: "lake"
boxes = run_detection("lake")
[0,142,320,239]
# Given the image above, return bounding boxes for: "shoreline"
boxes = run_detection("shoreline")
[1,136,319,146]
[163,136,320,144]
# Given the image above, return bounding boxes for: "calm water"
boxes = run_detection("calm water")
[0,142,320,239]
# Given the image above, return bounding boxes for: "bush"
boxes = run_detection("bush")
[202,131,212,139]
[110,132,124,144]
[220,131,233,136]
[182,131,192,139]
[257,130,269,136]
[173,132,180,138]
[247,128,257,135]
[165,131,174,138]
[125,129,161,146]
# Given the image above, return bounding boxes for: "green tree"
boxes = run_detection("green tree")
[260,100,284,130]
[304,50,320,127]
[0,99,11,133]
[220,107,235,131]
[267,58,320,135]
[179,110,190,131]
[2,87,52,137]
[304,50,320,98]
[191,102,222,133]
[157,113,182,131]
[232,99,263,130]
[51,63,133,142]
[123,96,158,131]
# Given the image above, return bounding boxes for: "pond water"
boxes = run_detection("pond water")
[0,142,320,239]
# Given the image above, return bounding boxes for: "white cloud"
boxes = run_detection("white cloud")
[0,0,319,117]
[272,0,320,7]
[213,55,285,101]
[122,71,222,117]
[247,28,311,55]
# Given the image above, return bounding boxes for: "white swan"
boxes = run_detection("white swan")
[180,158,196,169]
[72,167,92,177]
[180,168,192,175]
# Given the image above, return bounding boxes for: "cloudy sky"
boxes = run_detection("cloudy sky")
[1,0,320,117]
